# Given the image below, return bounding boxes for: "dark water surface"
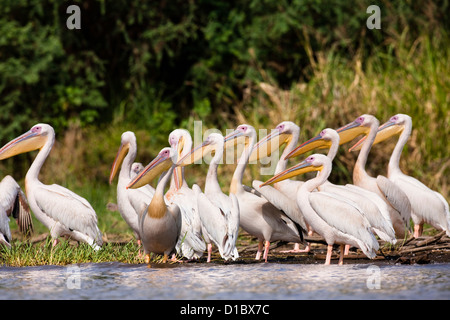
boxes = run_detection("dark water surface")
[0,262,449,300]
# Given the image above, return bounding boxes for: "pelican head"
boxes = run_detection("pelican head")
[109,131,136,184]
[249,121,299,162]
[336,114,379,146]
[349,114,412,152]
[168,129,192,189]
[261,154,330,187]
[224,124,256,149]
[131,162,145,178]
[0,124,54,160]
[177,132,224,167]
[126,147,176,189]
[285,128,338,160]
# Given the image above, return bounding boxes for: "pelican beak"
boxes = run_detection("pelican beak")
[172,136,185,190]
[109,142,130,184]
[285,134,331,160]
[249,130,291,162]
[224,129,247,149]
[260,160,323,187]
[349,120,403,152]
[177,139,213,167]
[127,151,173,189]
[336,120,369,145]
[0,130,46,160]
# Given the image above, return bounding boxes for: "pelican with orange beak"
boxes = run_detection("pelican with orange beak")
[127,147,181,263]
[336,115,411,238]
[177,132,240,262]
[261,154,379,265]
[350,114,450,237]
[109,131,155,254]
[0,124,102,250]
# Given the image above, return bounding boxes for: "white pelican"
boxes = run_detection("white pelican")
[336,115,411,238]
[178,132,240,262]
[0,175,33,247]
[127,147,181,263]
[249,121,308,252]
[350,114,450,237]
[224,124,304,262]
[109,131,155,252]
[286,128,397,249]
[261,154,379,265]
[131,162,144,178]
[167,129,206,260]
[0,124,103,250]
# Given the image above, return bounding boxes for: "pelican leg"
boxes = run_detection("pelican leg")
[324,244,333,265]
[344,244,350,255]
[255,240,263,260]
[52,238,59,248]
[338,244,345,265]
[263,240,270,263]
[207,243,212,263]
[144,253,151,264]
[280,242,311,253]
[162,253,169,263]
[307,224,314,236]
[137,239,142,257]
[414,224,423,238]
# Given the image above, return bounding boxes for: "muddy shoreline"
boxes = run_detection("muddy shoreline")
[18,229,450,266]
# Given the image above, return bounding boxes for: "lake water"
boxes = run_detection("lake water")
[0,262,449,300]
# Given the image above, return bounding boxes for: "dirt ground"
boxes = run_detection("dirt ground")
[21,229,450,265]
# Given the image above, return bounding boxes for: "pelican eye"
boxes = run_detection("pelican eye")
[31,126,41,134]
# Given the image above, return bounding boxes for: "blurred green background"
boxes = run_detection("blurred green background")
[0,0,448,236]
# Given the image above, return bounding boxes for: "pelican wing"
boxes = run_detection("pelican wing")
[391,174,450,234]
[309,191,373,240]
[196,192,229,256]
[0,175,33,235]
[325,183,396,242]
[0,207,11,247]
[376,175,411,228]
[252,180,307,230]
[171,186,206,259]
[34,184,101,242]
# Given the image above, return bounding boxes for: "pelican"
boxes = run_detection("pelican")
[350,114,450,237]
[286,128,397,246]
[127,147,181,263]
[249,121,308,252]
[0,175,34,247]
[177,132,240,262]
[109,131,155,252]
[336,115,411,238]
[261,154,379,265]
[224,124,304,262]
[167,129,206,260]
[131,162,144,178]
[0,124,102,250]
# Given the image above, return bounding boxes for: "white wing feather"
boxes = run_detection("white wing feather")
[34,184,102,244]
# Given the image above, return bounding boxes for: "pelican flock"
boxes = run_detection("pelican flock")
[0,114,448,265]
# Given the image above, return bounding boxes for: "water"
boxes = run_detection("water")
[0,262,449,300]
